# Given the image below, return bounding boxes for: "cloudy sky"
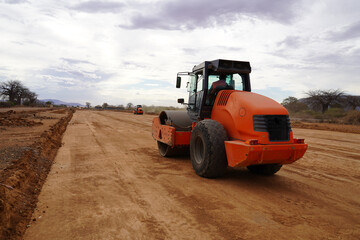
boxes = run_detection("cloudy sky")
[0,0,359,106]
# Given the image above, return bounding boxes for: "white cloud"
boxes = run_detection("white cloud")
[0,0,359,106]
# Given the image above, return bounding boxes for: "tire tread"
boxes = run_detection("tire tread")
[190,120,228,178]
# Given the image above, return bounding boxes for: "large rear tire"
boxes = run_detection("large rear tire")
[190,120,228,178]
[247,164,282,175]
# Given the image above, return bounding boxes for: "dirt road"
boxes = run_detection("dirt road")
[24,110,360,239]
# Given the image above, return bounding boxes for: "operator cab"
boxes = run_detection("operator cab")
[176,59,251,121]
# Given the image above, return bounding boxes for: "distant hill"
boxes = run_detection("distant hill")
[40,99,85,107]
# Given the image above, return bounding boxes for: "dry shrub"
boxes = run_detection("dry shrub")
[343,110,360,125]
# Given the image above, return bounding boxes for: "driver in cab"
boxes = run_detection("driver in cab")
[208,74,233,104]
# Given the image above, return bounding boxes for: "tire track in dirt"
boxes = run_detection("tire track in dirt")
[23,111,360,240]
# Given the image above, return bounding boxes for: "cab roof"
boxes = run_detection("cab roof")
[192,59,251,74]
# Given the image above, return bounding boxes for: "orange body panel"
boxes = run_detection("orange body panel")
[225,140,308,167]
[211,90,289,143]
[152,117,175,146]
[211,90,307,167]
[152,117,191,147]
[174,132,192,146]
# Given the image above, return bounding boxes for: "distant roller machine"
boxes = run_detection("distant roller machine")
[152,59,308,178]
[133,105,143,115]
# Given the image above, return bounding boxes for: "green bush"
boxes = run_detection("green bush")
[291,109,323,120]
[0,101,15,108]
[282,97,308,113]
[324,108,346,119]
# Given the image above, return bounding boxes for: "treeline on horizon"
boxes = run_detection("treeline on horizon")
[0,80,186,113]
[281,89,360,125]
[88,102,185,115]
[1,80,359,124]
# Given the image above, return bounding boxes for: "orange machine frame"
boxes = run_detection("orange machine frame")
[152,118,191,147]
[210,90,308,167]
[224,140,307,167]
[152,90,308,168]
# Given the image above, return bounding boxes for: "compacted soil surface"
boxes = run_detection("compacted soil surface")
[0,108,73,239]
[17,110,359,240]
[291,120,360,134]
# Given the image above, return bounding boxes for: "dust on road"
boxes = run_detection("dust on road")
[24,110,360,239]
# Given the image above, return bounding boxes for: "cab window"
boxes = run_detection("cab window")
[197,74,203,92]
[208,74,233,90]
[188,74,196,93]
[232,73,244,91]
[188,73,203,93]
[208,74,245,90]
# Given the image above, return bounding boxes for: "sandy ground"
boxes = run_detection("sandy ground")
[23,110,360,240]
[0,108,69,170]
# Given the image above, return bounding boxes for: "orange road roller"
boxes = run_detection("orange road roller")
[133,105,143,115]
[152,59,307,178]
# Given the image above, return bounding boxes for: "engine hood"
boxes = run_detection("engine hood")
[211,90,291,143]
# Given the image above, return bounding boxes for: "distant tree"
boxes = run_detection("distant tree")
[33,99,45,107]
[46,101,53,106]
[86,102,91,108]
[0,80,37,105]
[126,102,134,109]
[117,104,125,110]
[22,90,38,106]
[282,96,297,105]
[17,87,37,105]
[0,80,24,103]
[24,90,38,104]
[305,89,344,113]
[15,86,28,104]
[344,95,360,110]
[102,102,108,108]
[281,96,308,113]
